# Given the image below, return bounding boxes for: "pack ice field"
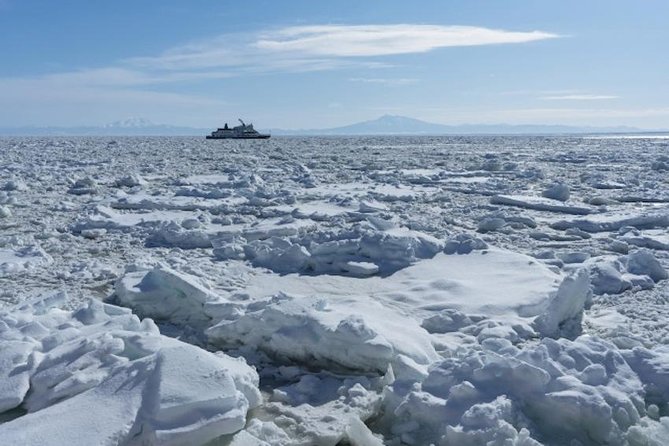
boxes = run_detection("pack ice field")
[1,135,669,445]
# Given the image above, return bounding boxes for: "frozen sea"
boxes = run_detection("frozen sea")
[1,135,669,445]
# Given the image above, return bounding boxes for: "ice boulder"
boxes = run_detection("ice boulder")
[622,345,669,406]
[0,245,53,276]
[213,224,444,277]
[651,160,669,171]
[542,182,570,202]
[243,237,312,274]
[212,234,247,260]
[67,177,98,195]
[114,264,221,326]
[421,309,475,334]
[135,339,261,445]
[477,216,506,233]
[2,179,27,191]
[444,233,488,254]
[587,251,666,295]
[115,173,146,188]
[0,293,261,446]
[626,249,668,283]
[383,335,645,445]
[590,259,632,295]
[626,417,669,446]
[207,293,438,377]
[145,221,214,249]
[0,340,34,413]
[557,251,590,264]
[247,372,387,445]
[533,268,591,338]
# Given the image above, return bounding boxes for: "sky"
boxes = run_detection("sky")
[0,0,668,129]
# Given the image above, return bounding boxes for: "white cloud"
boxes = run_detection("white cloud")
[539,94,619,100]
[129,24,558,71]
[0,23,560,126]
[500,90,619,101]
[348,77,419,85]
[255,25,558,57]
[2,24,558,87]
[500,89,579,96]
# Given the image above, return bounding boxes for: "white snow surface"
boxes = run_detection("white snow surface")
[0,245,52,276]
[2,135,669,445]
[0,291,260,445]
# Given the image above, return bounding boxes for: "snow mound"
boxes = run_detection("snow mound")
[67,177,98,195]
[0,292,261,446]
[232,371,388,445]
[627,249,668,282]
[114,264,220,326]
[383,335,646,445]
[214,223,444,276]
[542,182,570,202]
[1,179,27,191]
[443,233,489,253]
[207,292,438,376]
[117,246,592,359]
[623,345,669,407]
[587,250,667,295]
[0,205,11,218]
[145,221,215,249]
[0,245,53,276]
[114,173,146,187]
[206,248,590,377]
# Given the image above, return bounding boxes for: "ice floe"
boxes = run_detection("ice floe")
[492,194,593,215]
[0,245,52,276]
[0,291,260,445]
[3,135,669,445]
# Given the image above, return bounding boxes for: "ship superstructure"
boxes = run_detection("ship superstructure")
[206,119,270,139]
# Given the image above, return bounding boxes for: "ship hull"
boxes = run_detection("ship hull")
[206,134,270,139]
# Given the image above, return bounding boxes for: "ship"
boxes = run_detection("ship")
[206,119,271,139]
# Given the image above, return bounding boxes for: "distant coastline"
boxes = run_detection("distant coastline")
[1,115,667,137]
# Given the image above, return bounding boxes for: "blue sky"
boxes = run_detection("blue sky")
[1,0,667,129]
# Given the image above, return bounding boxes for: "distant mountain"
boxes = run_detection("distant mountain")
[0,115,665,136]
[323,115,452,135]
[272,115,651,135]
[103,117,158,129]
[0,118,207,136]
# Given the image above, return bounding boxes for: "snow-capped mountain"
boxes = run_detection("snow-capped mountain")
[103,117,157,128]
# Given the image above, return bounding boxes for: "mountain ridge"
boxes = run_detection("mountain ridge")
[0,115,665,136]
[271,115,651,135]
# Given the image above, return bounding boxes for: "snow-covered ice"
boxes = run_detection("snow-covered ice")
[0,245,53,276]
[2,135,669,445]
[0,291,260,445]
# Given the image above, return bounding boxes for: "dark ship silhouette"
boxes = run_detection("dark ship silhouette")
[206,119,270,139]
